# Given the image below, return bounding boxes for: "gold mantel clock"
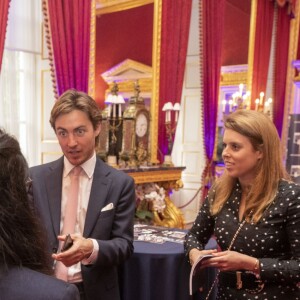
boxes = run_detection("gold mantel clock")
[119,82,150,167]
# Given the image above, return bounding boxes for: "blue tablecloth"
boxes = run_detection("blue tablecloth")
[119,238,217,300]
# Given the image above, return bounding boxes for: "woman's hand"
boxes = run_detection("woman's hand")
[188,248,218,266]
[200,250,258,272]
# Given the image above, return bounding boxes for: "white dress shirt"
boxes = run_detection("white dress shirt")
[61,152,99,283]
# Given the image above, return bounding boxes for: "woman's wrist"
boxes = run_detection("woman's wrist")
[246,257,261,278]
[252,258,259,272]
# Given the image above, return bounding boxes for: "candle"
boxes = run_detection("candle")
[242,94,247,108]
[229,100,233,112]
[162,102,173,123]
[239,83,244,97]
[255,98,259,111]
[107,104,111,117]
[246,91,251,108]
[118,104,121,118]
[232,93,236,107]
[113,104,116,118]
[264,100,269,113]
[268,98,273,119]
[259,92,264,105]
[222,99,226,113]
[175,111,179,122]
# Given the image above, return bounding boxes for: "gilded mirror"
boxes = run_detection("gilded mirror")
[89,0,162,164]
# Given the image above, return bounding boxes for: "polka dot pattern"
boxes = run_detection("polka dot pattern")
[184,180,300,299]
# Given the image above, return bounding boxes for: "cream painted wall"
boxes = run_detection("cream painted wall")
[171,0,205,226]
[38,20,62,165]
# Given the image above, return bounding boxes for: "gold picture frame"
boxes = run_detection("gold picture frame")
[90,0,162,164]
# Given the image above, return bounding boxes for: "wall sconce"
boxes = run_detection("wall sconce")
[162,102,181,167]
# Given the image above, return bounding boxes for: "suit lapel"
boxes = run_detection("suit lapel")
[45,158,64,237]
[83,159,111,237]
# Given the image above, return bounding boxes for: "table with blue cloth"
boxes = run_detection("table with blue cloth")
[119,237,217,300]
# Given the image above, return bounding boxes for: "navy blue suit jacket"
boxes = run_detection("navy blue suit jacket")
[0,267,79,300]
[29,156,136,300]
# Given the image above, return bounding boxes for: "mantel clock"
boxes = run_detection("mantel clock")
[119,83,150,167]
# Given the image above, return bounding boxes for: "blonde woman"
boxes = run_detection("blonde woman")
[185,110,300,299]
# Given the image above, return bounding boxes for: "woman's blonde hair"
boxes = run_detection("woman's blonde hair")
[210,109,290,223]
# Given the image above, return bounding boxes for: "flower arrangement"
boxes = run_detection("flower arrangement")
[135,183,166,222]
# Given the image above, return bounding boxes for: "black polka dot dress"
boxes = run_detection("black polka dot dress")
[184,180,300,299]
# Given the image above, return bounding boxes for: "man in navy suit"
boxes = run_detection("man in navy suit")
[29,89,136,300]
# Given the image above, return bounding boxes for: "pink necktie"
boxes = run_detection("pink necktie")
[55,166,82,281]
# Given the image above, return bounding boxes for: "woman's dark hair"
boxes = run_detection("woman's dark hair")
[0,129,52,275]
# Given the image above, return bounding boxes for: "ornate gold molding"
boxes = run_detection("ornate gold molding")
[152,196,185,229]
[88,0,96,99]
[220,71,248,86]
[93,0,161,164]
[247,0,257,94]
[107,79,152,95]
[96,0,153,15]
[150,0,162,164]
[127,167,184,185]
[101,59,153,96]
[102,59,152,81]
[282,0,300,161]
[128,167,185,228]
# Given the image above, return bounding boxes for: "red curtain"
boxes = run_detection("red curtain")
[273,5,292,137]
[201,0,225,195]
[158,0,192,162]
[0,0,10,72]
[43,0,91,97]
[250,0,274,109]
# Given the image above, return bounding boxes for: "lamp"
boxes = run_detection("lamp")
[162,101,181,167]
[105,82,125,167]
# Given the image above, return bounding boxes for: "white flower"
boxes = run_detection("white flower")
[137,183,166,213]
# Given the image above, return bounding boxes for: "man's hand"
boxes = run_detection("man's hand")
[52,234,94,267]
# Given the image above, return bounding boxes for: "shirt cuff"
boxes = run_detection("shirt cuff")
[81,238,99,265]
